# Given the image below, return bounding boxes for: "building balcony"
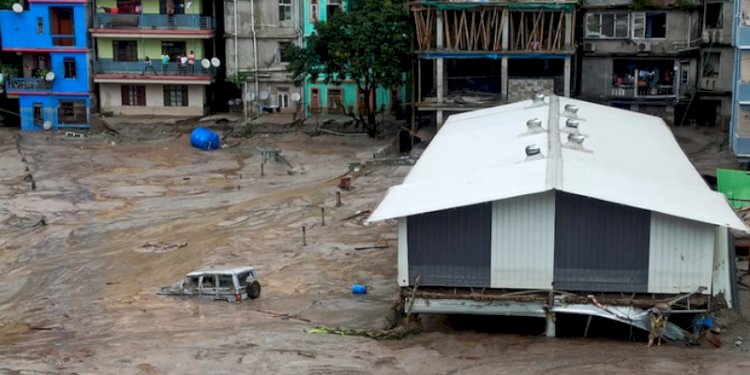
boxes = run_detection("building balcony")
[91,14,214,38]
[93,59,214,84]
[5,77,52,94]
[610,84,675,99]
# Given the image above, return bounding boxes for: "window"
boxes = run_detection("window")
[310,0,318,22]
[585,12,629,39]
[164,85,188,106]
[740,106,750,136]
[327,0,342,18]
[32,103,43,125]
[279,42,292,63]
[632,12,666,39]
[121,85,146,106]
[63,58,76,79]
[705,3,723,29]
[50,8,75,46]
[277,88,289,109]
[327,88,343,113]
[279,0,292,21]
[703,52,720,77]
[161,41,186,62]
[113,41,138,62]
[37,17,43,34]
[159,0,185,15]
[57,100,87,125]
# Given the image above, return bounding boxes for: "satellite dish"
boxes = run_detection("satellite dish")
[43,121,52,130]
[245,91,255,102]
[45,71,55,81]
[291,92,301,102]
[259,91,269,101]
[12,3,23,13]
[200,58,210,69]
[210,57,221,67]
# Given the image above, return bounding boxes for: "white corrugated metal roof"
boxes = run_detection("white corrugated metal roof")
[368,96,747,231]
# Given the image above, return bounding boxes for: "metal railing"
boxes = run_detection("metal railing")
[6,77,52,91]
[610,84,675,98]
[51,34,75,46]
[94,59,215,76]
[93,14,214,30]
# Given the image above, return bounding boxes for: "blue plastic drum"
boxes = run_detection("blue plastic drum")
[352,284,367,295]
[190,128,221,150]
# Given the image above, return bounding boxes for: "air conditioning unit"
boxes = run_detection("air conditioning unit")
[583,42,596,52]
[637,41,652,52]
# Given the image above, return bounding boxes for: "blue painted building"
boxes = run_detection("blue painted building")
[0,0,90,131]
[732,0,750,158]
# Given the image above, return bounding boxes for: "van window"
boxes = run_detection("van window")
[217,275,234,289]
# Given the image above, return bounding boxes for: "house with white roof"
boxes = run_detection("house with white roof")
[368,94,746,339]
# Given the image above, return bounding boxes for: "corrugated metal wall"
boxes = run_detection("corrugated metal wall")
[553,192,651,293]
[648,213,715,294]
[491,192,555,289]
[407,203,492,287]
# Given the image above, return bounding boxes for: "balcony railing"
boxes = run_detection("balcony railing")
[51,34,75,46]
[94,59,215,77]
[610,84,675,98]
[93,14,215,30]
[6,77,52,91]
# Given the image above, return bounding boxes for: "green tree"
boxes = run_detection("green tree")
[285,0,411,136]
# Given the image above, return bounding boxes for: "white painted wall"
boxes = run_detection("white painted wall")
[491,192,555,289]
[648,213,715,294]
[99,83,206,116]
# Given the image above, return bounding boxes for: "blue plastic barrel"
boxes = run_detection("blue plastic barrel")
[352,284,367,295]
[190,128,221,150]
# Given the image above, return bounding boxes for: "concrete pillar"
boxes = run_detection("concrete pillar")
[501,58,509,101]
[546,311,556,337]
[564,12,573,49]
[501,10,509,101]
[436,12,445,128]
[564,57,571,97]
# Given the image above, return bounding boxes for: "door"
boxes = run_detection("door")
[277,88,289,111]
[327,88,343,113]
[678,62,690,97]
[117,0,140,14]
[310,88,320,114]
[198,274,217,297]
[50,8,74,46]
[113,41,138,62]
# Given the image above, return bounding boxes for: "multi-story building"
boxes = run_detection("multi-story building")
[224,0,303,116]
[90,0,218,116]
[696,0,733,128]
[578,0,701,125]
[410,1,577,128]
[0,1,91,131]
[732,0,750,158]
[301,0,404,118]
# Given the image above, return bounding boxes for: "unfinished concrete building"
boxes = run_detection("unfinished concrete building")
[695,0,734,128]
[410,1,577,127]
[224,0,303,115]
[578,0,701,125]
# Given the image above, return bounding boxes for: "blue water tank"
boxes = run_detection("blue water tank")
[352,284,367,295]
[190,128,221,150]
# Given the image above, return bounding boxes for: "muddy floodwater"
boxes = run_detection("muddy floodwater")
[1,124,750,374]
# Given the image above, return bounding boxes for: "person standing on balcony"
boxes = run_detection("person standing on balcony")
[178,54,188,75]
[161,53,170,73]
[187,50,196,73]
[142,56,158,75]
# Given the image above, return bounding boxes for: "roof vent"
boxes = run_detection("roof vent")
[565,119,580,134]
[531,92,546,104]
[563,104,578,117]
[526,118,543,133]
[525,144,543,160]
